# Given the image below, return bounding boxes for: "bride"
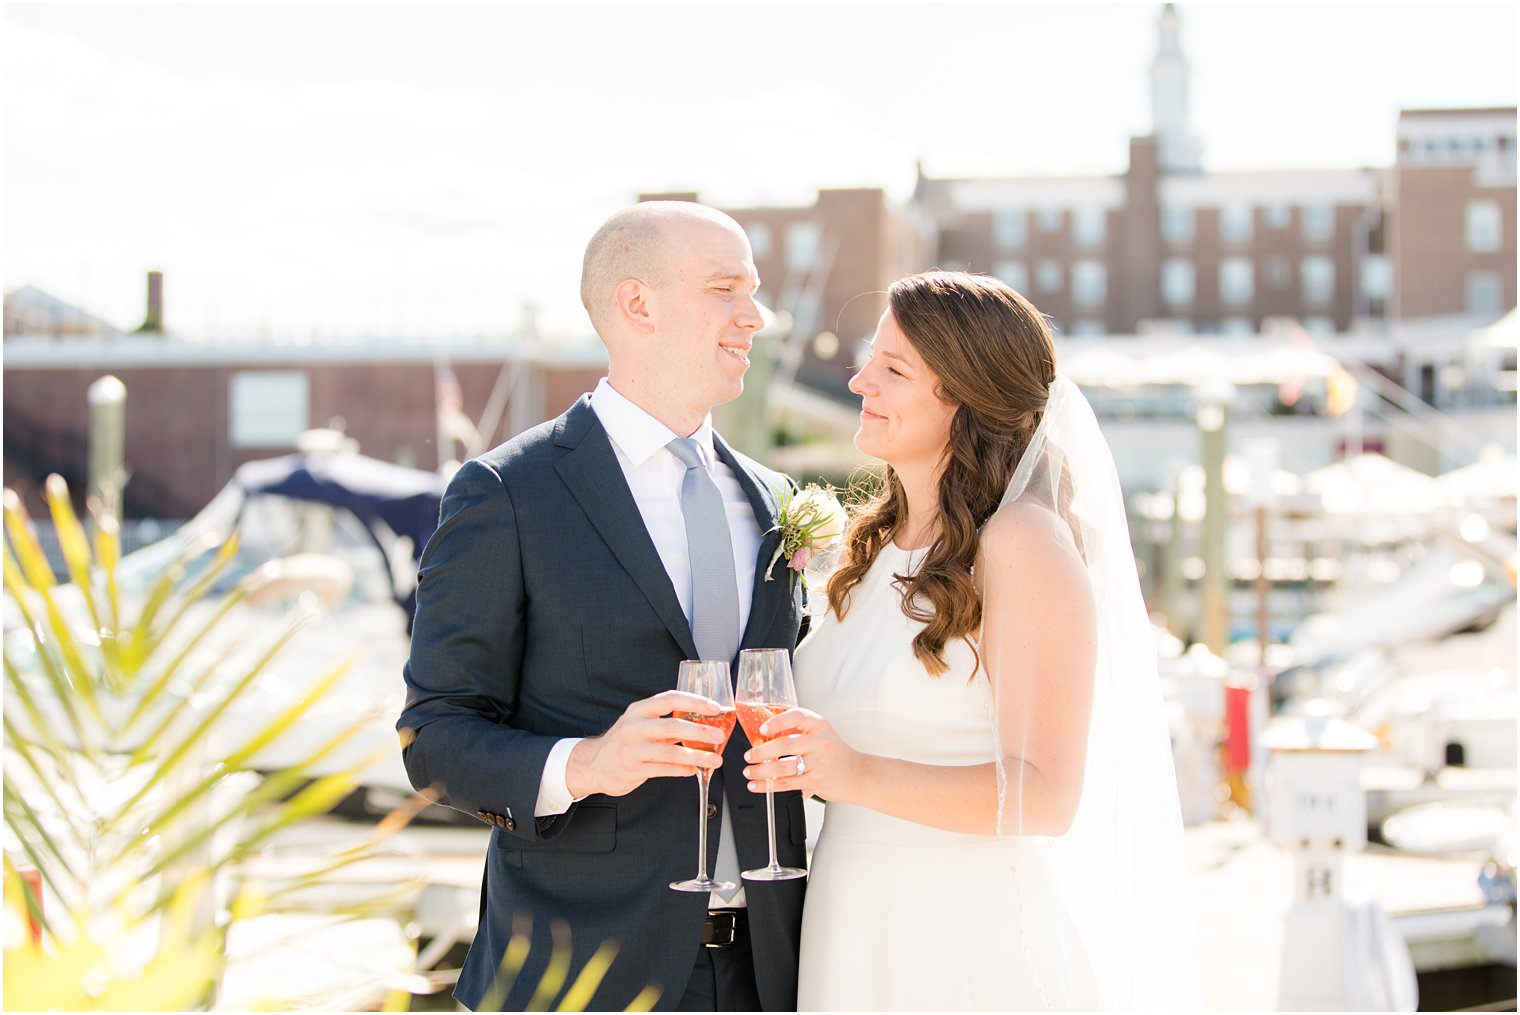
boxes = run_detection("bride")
[742,271,1199,1010]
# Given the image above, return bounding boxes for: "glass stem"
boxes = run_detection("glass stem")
[764,781,780,870]
[696,769,713,881]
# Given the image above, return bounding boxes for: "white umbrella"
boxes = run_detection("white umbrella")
[1437,447,1518,505]
[1304,453,1442,515]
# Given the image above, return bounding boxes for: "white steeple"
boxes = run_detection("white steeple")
[1151,3,1201,173]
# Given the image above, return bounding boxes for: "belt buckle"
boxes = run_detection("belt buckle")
[703,909,738,949]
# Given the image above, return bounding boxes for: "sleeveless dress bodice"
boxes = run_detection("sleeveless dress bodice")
[793,542,1100,1011]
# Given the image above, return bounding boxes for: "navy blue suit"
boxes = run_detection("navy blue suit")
[399,396,807,1011]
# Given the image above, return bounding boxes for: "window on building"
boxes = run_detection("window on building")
[1162,206,1194,246]
[747,223,772,261]
[1466,200,1502,253]
[1467,271,1503,316]
[994,259,1029,294]
[1037,259,1064,293]
[1266,258,1291,289]
[1301,203,1334,244]
[230,371,309,449]
[1360,255,1391,302]
[1301,256,1334,307]
[994,211,1027,250]
[1162,258,1195,307]
[1073,208,1106,248]
[1265,204,1291,229]
[1221,317,1255,335]
[1220,257,1254,306]
[1302,316,1335,336]
[1038,208,1064,234]
[1069,319,1107,338]
[1220,204,1254,245]
[785,222,822,271]
[1071,259,1106,307]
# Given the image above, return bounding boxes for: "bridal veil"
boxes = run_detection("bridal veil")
[986,375,1201,1010]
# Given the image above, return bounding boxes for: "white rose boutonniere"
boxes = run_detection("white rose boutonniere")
[765,483,847,583]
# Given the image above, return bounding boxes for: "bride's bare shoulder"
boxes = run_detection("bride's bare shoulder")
[976,503,1088,606]
[979,501,1081,566]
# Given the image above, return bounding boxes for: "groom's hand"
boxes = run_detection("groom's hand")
[565,690,727,798]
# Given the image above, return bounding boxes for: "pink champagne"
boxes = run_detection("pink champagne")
[736,703,792,746]
[678,709,736,753]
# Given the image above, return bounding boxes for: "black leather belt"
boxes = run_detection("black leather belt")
[701,908,747,949]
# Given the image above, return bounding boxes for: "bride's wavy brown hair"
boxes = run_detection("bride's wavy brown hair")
[825,271,1056,676]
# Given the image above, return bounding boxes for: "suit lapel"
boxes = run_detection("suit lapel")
[553,398,698,659]
[712,434,788,649]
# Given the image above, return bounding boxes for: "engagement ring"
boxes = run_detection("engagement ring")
[795,756,807,777]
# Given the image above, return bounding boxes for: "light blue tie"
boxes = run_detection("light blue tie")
[668,438,741,662]
[668,437,743,901]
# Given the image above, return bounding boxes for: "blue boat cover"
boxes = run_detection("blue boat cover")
[231,453,446,625]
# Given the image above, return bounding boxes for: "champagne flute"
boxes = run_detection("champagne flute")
[670,660,738,894]
[735,647,807,881]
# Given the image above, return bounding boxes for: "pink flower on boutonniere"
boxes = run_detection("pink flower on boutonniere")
[765,483,846,584]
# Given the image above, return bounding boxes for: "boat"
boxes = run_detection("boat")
[6,439,450,814]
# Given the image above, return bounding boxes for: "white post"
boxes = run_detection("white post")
[1264,712,1415,1010]
[87,375,127,523]
[1193,378,1235,655]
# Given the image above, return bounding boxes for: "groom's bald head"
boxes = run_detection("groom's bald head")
[580,201,747,339]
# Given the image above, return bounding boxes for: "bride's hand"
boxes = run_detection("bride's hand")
[742,707,862,801]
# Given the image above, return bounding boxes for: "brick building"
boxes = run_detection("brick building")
[2,337,605,519]
[1391,107,1518,320]
[705,5,1516,398]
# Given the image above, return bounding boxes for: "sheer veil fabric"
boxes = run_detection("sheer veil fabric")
[986,376,1201,1010]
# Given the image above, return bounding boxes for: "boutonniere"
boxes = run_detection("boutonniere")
[764,483,847,583]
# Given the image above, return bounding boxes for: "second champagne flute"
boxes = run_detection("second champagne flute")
[735,647,807,881]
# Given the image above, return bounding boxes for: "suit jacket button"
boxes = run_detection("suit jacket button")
[706,802,718,820]
[476,810,490,822]
[504,816,517,831]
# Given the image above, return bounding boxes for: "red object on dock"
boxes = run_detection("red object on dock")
[1224,682,1252,774]
[14,864,43,944]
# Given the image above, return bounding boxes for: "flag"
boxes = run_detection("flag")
[1278,318,1357,416]
[435,360,481,449]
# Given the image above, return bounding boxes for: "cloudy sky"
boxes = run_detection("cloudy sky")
[4,2,1515,342]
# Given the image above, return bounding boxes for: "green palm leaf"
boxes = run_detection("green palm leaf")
[3,476,413,1008]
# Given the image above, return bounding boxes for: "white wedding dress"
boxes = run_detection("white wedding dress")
[794,541,1102,1011]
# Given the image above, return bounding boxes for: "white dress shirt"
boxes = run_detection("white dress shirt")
[535,380,762,906]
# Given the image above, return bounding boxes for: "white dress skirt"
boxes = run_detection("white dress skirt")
[794,543,1101,1011]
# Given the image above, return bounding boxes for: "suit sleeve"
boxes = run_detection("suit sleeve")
[397,458,557,839]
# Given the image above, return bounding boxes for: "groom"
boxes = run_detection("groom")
[398,201,808,1011]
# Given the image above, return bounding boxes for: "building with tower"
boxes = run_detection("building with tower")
[704,4,1514,401]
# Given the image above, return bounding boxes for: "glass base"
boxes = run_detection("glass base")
[741,865,807,881]
[671,877,737,893]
